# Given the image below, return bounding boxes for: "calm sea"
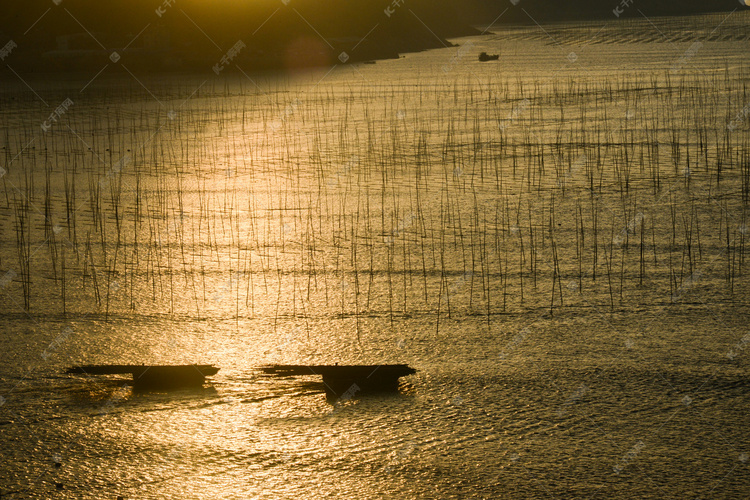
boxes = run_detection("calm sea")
[1,11,750,499]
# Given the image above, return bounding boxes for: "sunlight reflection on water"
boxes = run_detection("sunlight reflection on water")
[1,11,750,499]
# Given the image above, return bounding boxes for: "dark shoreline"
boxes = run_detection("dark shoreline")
[0,3,745,80]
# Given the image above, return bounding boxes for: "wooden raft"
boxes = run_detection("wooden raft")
[66,364,219,389]
[259,364,416,398]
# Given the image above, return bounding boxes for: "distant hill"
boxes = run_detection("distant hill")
[0,0,745,75]
[0,0,479,74]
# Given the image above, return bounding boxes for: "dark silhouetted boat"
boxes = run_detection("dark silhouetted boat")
[66,364,219,390]
[259,364,416,400]
[478,52,499,61]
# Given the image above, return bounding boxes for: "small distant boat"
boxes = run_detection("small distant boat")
[66,364,219,390]
[260,364,416,400]
[478,52,499,61]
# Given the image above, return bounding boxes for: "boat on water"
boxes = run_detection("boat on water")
[259,364,417,399]
[66,364,219,390]
[478,52,499,61]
